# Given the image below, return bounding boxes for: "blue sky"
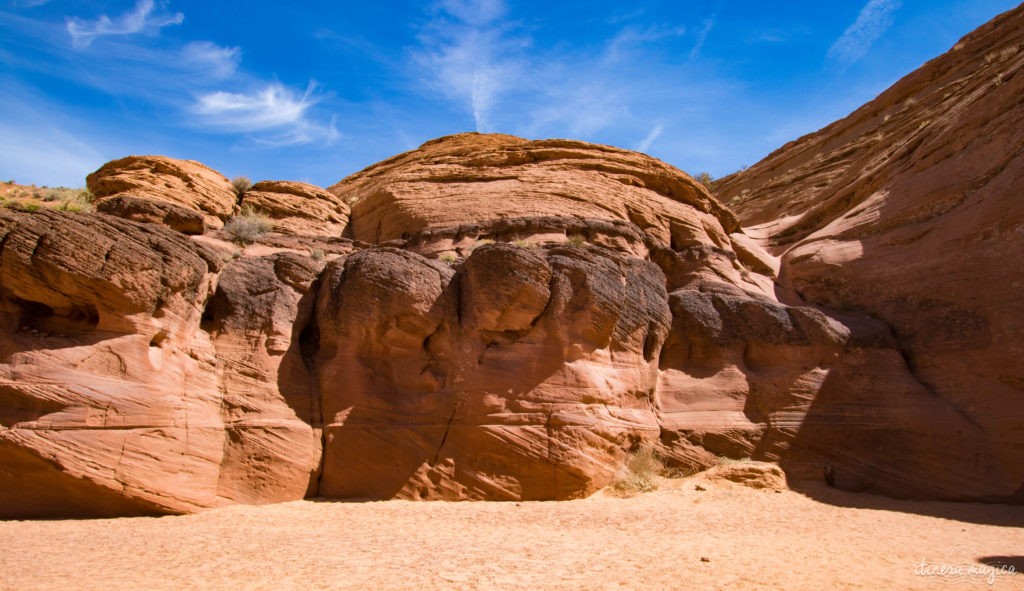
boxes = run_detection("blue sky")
[0,0,1018,188]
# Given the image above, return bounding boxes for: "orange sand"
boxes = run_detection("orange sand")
[1,478,1021,590]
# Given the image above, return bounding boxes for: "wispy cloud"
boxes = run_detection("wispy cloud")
[689,17,716,61]
[193,81,338,146]
[438,0,505,26]
[414,0,527,131]
[827,0,902,65]
[410,0,732,154]
[604,25,686,64]
[67,0,183,49]
[634,123,664,153]
[749,25,812,44]
[181,41,240,80]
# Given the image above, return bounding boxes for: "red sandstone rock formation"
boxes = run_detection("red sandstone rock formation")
[1,134,964,515]
[240,180,350,238]
[717,4,1024,502]
[87,155,238,230]
[1,6,1021,515]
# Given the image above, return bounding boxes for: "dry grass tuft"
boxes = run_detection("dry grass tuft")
[611,449,666,496]
[225,204,273,245]
[231,176,253,200]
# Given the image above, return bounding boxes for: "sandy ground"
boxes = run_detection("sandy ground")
[2,476,1022,590]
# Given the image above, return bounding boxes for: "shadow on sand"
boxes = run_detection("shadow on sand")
[787,479,1024,528]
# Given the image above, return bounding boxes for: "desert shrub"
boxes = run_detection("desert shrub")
[58,189,95,213]
[694,171,714,189]
[310,248,326,261]
[43,189,64,202]
[6,201,40,212]
[566,234,586,246]
[984,46,1018,64]
[58,198,94,213]
[611,449,665,495]
[230,176,253,200]
[469,238,494,250]
[224,205,272,245]
[219,249,243,263]
[440,253,457,264]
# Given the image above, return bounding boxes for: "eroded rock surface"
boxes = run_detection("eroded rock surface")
[3,4,1024,515]
[87,155,237,230]
[241,180,350,238]
[314,243,670,500]
[717,4,1024,501]
[0,210,333,517]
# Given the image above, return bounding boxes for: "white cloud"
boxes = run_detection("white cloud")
[827,0,902,65]
[67,0,184,49]
[193,81,338,146]
[195,82,315,130]
[181,41,240,80]
[634,123,663,153]
[409,1,733,149]
[414,0,526,131]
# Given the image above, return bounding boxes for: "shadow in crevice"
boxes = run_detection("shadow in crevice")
[0,293,121,358]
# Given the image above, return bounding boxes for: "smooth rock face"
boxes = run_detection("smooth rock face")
[87,155,238,230]
[241,180,350,238]
[717,4,1024,501]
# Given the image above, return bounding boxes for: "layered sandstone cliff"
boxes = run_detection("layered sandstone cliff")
[2,132,985,517]
[1,6,1022,517]
[717,4,1024,502]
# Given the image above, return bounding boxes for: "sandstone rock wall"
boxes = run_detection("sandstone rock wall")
[4,3,1024,515]
[4,136,986,516]
[717,4,1024,502]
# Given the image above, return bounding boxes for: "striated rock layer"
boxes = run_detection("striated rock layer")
[240,180,351,238]
[3,4,1024,513]
[87,155,238,231]
[717,5,1024,501]
[2,134,989,516]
